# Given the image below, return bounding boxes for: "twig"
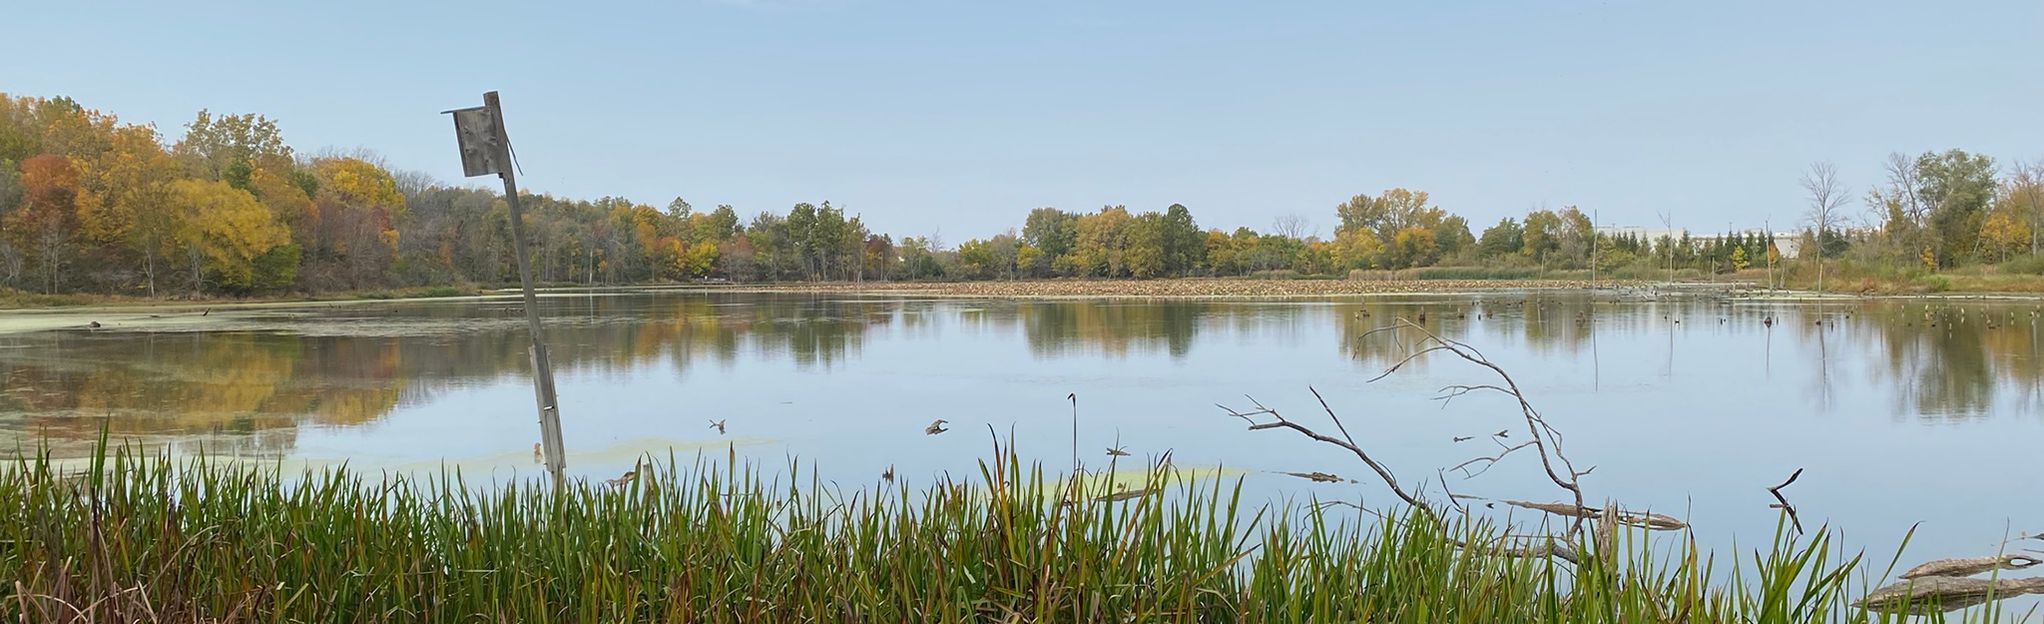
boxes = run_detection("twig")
[1449,440,1536,478]
[1767,467,1805,535]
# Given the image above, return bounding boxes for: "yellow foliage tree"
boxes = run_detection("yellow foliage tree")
[168,179,290,290]
[1333,227,1381,269]
[1979,210,2031,262]
[248,166,314,233]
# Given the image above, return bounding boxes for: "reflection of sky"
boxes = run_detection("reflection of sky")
[5,291,2044,595]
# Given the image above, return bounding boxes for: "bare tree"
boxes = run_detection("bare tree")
[1799,162,1847,293]
[1271,214,1314,240]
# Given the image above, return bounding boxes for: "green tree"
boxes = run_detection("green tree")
[1125,211,1169,278]
[1915,149,1997,265]
[1161,203,1203,275]
[1477,218,1523,259]
[1521,210,1561,263]
[1022,207,1079,268]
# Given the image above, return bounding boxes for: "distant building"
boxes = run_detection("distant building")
[1596,226,1805,259]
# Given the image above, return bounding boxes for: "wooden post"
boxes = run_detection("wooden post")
[484,91,567,487]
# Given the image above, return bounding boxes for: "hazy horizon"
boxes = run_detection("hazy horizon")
[7,0,2040,241]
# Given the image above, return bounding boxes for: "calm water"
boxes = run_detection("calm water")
[4,289,2042,570]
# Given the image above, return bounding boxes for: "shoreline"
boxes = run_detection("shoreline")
[7,277,2044,319]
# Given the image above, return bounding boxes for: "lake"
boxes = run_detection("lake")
[3,288,2041,571]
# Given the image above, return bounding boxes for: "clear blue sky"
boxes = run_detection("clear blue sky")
[7,1,2040,240]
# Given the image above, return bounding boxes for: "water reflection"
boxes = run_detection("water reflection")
[2,292,2041,456]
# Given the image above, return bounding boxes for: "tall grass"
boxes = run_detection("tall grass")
[0,442,1990,623]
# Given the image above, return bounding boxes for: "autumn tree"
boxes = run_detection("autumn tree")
[7,155,82,292]
[304,157,406,289]
[1070,206,1134,277]
[173,110,293,180]
[166,179,290,292]
[76,124,181,295]
[2001,160,2044,257]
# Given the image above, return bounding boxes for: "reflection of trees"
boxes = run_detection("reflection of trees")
[5,293,2041,456]
[1842,303,2042,419]
[0,293,896,454]
[1019,301,1199,358]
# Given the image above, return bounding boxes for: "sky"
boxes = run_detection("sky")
[6,0,2040,241]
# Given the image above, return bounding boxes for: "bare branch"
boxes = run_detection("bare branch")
[1220,399,1429,513]
[1767,467,1805,535]
[1449,440,1535,478]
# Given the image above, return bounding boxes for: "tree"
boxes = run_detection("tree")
[2004,160,2044,257]
[1124,211,1169,278]
[1160,203,1203,275]
[1071,206,1133,277]
[1521,210,1561,263]
[173,110,293,180]
[1337,188,1435,243]
[1386,226,1440,269]
[1333,227,1381,270]
[1022,208,1079,268]
[1915,149,1997,265]
[1270,214,1313,240]
[697,204,741,242]
[167,179,290,291]
[7,154,82,292]
[1799,161,1847,292]
[1477,218,1523,259]
[1433,214,1475,260]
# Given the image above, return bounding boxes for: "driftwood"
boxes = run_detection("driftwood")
[1900,554,2042,579]
[1500,500,1690,531]
[1282,471,1352,484]
[1856,576,2044,615]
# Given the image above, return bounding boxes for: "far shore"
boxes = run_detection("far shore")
[8,276,2044,326]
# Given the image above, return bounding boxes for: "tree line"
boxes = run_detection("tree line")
[3,92,2040,296]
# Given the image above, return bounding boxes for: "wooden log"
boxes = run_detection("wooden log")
[1856,576,2044,615]
[1901,554,2042,579]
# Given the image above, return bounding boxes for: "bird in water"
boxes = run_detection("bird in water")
[708,419,727,435]
[925,419,949,435]
[87,321,101,329]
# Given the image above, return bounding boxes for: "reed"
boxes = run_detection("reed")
[0,442,1994,623]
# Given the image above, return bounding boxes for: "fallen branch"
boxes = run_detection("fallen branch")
[1222,391,1430,513]
[1496,499,1689,531]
